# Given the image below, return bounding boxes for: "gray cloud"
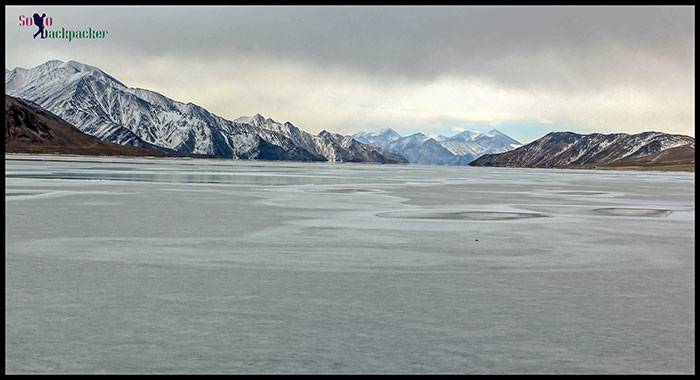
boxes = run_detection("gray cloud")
[7,7,694,81]
[5,6,695,139]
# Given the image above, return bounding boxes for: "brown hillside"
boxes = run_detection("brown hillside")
[5,95,169,157]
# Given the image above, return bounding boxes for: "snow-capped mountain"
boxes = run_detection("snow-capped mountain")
[438,129,521,157]
[5,60,406,163]
[450,130,483,141]
[5,60,170,152]
[349,128,520,165]
[351,128,402,147]
[383,133,460,165]
[469,131,695,168]
[472,129,522,153]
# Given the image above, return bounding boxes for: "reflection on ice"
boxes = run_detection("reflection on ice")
[592,208,672,217]
[376,210,547,220]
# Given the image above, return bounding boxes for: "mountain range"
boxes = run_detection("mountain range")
[5,60,406,163]
[6,60,693,170]
[350,128,521,165]
[469,131,695,170]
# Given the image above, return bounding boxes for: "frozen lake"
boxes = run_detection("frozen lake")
[5,154,695,374]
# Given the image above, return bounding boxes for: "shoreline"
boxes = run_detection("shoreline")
[5,152,694,173]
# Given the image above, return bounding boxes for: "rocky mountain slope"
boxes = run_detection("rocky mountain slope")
[469,131,695,169]
[5,95,169,157]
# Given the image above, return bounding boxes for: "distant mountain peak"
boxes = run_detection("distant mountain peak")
[486,128,501,135]
[350,125,521,165]
[252,113,266,125]
[38,59,65,69]
[349,128,402,147]
[234,113,268,127]
[63,60,99,72]
[451,129,482,141]
[378,127,399,135]
[42,60,112,79]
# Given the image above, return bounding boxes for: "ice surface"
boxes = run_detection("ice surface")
[5,154,695,374]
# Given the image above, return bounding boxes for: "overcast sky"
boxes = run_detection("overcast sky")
[5,6,695,142]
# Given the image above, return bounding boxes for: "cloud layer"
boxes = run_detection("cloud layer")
[5,6,695,142]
